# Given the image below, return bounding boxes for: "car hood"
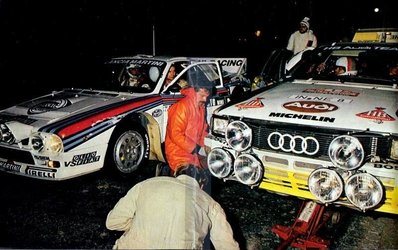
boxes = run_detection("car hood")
[217,81,398,134]
[0,89,142,127]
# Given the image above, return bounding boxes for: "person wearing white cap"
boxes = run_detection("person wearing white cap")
[287,17,318,55]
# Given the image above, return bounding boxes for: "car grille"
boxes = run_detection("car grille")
[239,118,390,160]
[0,146,35,164]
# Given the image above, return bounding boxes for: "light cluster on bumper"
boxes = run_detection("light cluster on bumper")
[208,118,389,212]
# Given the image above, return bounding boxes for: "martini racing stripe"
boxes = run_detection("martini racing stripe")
[57,97,161,138]
[59,98,162,151]
[61,100,160,151]
[40,96,161,137]
[62,120,113,152]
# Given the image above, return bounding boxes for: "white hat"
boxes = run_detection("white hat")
[300,17,310,29]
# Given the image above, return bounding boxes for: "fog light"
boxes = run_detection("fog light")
[234,154,263,185]
[207,148,233,178]
[345,173,383,211]
[328,135,364,170]
[225,121,252,152]
[48,160,60,168]
[308,168,343,203]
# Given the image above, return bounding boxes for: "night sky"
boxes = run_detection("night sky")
[0,0,396,102]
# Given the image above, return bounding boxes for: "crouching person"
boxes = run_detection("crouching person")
[105,165,240,250]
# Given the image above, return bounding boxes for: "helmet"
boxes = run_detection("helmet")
[149,66,160,82]
[335,57,357,75]
[126,64,142,78]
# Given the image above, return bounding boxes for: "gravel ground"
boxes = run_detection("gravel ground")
[0,162,397,249]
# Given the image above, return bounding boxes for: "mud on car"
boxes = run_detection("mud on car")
[204,42,398,215]
[0,55,249,180]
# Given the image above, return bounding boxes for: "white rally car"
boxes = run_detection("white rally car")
[0,55,249,180]
[205,42,398,215]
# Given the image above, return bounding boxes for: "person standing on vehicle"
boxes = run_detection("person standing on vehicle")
[105,165,240,250]
[165,69,212,179]
[287,17,318,55]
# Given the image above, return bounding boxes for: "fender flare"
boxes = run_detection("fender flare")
[141,113,165,163]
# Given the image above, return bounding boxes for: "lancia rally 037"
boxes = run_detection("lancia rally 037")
[0,55,249,180]
[205,41,398,215]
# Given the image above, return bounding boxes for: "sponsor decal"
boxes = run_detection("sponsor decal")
[28,99,72,114]
[303,88,359,97]
[218,59,244,67]
[34,155,50,161]
[374,163,398,171]
[236,98,264,110]
[65,151,100,167]
[128,59,164,66]
[107,59,165,67]
[267,132,319,155]
[26,166,56,178]
[269,112,335,123]
[289,95,352,103]
[152,109,163,118]
[356,107,395,123]
[283,101,338,113]
[0,161,21,172]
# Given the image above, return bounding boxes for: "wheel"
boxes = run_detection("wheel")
[106,124,149,176]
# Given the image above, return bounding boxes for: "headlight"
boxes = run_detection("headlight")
[30,133,64,155]
[225,121,252,151]
[234,153,263,185]
[0,124,15,144]
[345,173,383,211]
[390,138,398,160]
[308,168,343,203]
[207,148,233,178]
[212,117,229,136]
[328,135,364,170]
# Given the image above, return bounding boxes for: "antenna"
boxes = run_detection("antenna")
[152,25,156,56]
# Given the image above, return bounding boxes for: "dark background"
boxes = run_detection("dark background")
[0,0,396,106]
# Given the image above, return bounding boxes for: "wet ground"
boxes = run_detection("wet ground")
[0,162,397,249]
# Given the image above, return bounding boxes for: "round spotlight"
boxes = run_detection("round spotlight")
[345,173,383,211]
[328,135,364,170]
[234,153,263,185]
[308,168,343,203]
[225,121,252,152]
[31,134,44,152]
[207,148,233,178]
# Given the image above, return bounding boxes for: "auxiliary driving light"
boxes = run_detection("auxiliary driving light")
[308,168,343,203]
[225,121,252,152]
[30,133,64,155]
[328,135,364,170]
[207,148,234,178]
[345,173,383,211]
[234,153,263,185]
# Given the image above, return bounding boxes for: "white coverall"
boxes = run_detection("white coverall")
[106,175,240,250]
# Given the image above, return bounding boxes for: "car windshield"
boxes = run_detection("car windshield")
[95,58,167,93]
[289,43,398,86]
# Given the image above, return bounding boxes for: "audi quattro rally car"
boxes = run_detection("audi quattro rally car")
[0,55,249,180]
[204,42,398,215]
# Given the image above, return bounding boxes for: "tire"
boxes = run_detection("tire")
[106,124,150,176]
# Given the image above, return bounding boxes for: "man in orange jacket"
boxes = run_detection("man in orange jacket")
[165,69,212,177]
